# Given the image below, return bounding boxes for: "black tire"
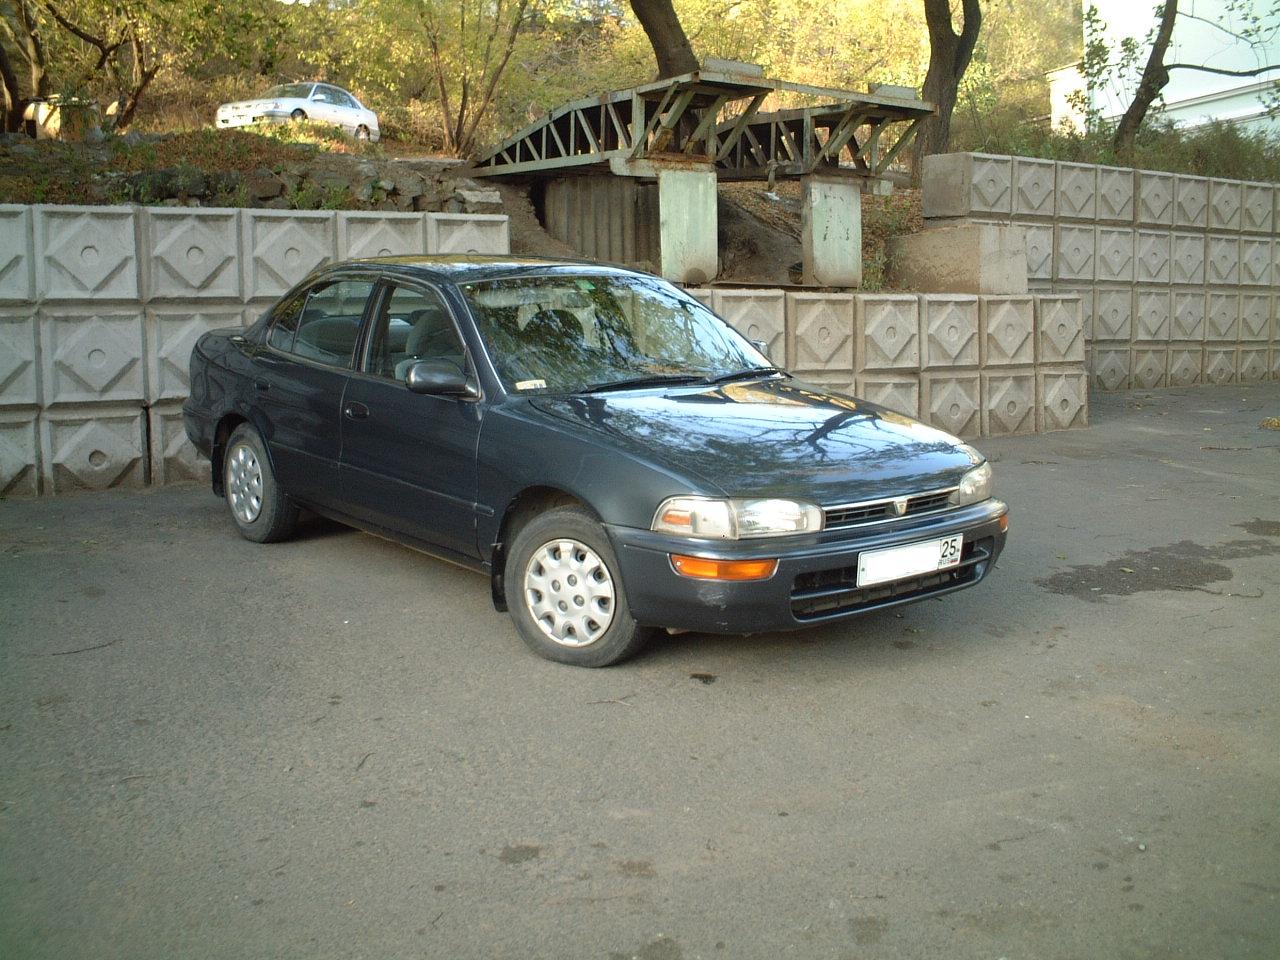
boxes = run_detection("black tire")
[355,124,370,141]
[223,424,298,544]
[504,506,650,667]
[290,109,306,121]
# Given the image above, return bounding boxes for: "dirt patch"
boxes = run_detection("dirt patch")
[1035,538,1278,601]
[494,182,582,260]
[1235,519,1280,538]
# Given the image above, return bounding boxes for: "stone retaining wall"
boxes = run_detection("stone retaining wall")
[0,204,510,497]
[922,153,1280,389]
[686,289,1088,439]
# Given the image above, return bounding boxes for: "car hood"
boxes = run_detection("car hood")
[527,377,982,505]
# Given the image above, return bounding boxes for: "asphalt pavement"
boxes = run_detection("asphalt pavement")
[2,383,1278,960]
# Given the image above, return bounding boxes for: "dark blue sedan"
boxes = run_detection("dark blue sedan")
[184,257,1008,666]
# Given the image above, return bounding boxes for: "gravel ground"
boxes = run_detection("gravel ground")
[2,383,1278,960]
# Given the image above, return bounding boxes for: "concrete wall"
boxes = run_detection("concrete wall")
[0,204,510,497]
[922,154,1280,390]
[686,288,1088,438]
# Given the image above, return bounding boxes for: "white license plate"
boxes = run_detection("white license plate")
[857,535,964,588]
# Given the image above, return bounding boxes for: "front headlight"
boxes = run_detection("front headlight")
[950,461,993,506]
[653,496,823,539]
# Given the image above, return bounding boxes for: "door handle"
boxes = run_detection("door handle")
[254,379,271,392]
[343,401,370,421]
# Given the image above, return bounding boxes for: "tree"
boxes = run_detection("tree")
[0,0,51,131]
[629,0,698,78]
[1112,0,1177,156]
[916,0,982,163]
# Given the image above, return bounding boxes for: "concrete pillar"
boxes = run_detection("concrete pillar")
[657,166,717,285]
[801,174,862,287]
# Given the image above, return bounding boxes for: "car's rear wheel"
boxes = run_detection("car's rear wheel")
[223,424,298,544]
[504,506,650,667]
[290,108,306,121]
[355,124,370,141]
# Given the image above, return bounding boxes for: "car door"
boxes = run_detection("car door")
[253,277,376,509]
[339,280,483,559]
[311,85,349,129]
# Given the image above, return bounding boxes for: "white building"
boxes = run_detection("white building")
[1049,0,1279,134]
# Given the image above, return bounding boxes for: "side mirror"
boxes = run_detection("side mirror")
[405,359,478,398]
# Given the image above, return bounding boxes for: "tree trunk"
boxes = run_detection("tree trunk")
[630,0,699,79]
[914,0,982,173]
[0,44,23,132]
[1112,0,1178,158]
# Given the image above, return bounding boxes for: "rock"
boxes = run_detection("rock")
[394,174,424,199]
[172,167,207,198]
[355,178,377,203]
[244,167,283,200]
[126,169,180,202]
[375,177,395,192]
[457,187,502,213]
[393,193,415,211]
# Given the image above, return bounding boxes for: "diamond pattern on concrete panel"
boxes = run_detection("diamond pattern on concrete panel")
[338,212,426,260]
[1238,347,1268,383]
[712,289,786,363]
[1206,292,1239,341]
[921,296,978,369]
[40,407,145,492]
[968,155,1012,215]
[147,308,244,401]
[145,208,239,300]
[1013,158,1055,218]
[921,373,980,438]
[1093,287,1132,342]
[787,293,854,373]
[1240,182,1274,234]
[1172,291,1206,341]
[1054,225,1095,281]
[1036,296,1085,364]
[798,373,856,398]
[0,206,33,303]
[39,310,145,405]
[1208,179,1243,231]
[426,213,509,255]
[1240,238,1270,287]
[1137,171,1174,226]
[854,373,919,418]
[1134,291,1172,342]
[1056,163,1097,221]
[37,207,138,300]
[981,369,1035,436]
[0,310,38,407]
[684,289,713,307]
[149,402,210,485]
[1239,295,1270,341]
[1135,231,1171,284]
[1272,346,1280,382]
[1096,166,1135,222]
[980,297,1033,365]
[1096,228,1134,282]
[1024,224,1053,281]
[1171,233,1205,285]
[0,411,39,496]
[856,295,919,371]
[1037,370,1088,432]
[1091,347,1130,391]
[1131,348,1168,389]
[1168,346,1203,387]
[1206,235,1240,285]
[1174,176,1208,229]
[246,211,335,299]
[1204,347,1237,385]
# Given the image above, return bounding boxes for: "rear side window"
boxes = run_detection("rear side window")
[268,279,376,368]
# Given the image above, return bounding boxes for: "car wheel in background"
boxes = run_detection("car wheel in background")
[223,424,299,544]
[355,125,370,141]
[290,109,306,121]
[504,506,651,667]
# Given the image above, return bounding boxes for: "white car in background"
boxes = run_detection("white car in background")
[215,82,380,141]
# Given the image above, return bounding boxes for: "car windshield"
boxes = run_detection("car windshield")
[262,83,313,100]
[461,274,774,394]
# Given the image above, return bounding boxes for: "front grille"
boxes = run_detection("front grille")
[790,537,993,620]
[823,488,956,530]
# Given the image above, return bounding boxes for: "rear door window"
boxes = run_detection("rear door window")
[269,279,376,368]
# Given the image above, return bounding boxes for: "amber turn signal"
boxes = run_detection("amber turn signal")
[670,554,779,581]
[999,513,1010,533]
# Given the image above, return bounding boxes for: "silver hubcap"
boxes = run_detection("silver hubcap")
[523,538,615,647]
[226,443,264,524]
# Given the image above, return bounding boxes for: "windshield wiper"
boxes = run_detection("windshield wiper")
[580,373,707,393]
[703,366,788,385]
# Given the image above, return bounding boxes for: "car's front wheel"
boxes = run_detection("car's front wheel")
[290,108,306,121]
[223,424,298,544]
[504,506,650,667]
[355,124,370,141]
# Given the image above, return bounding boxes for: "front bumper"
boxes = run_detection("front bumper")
[216,110,290,129]
[607,499,1008,634]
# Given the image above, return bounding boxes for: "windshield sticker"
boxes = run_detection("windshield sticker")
[515,379,547,391]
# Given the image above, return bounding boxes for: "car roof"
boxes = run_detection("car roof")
[320,255,652,286]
